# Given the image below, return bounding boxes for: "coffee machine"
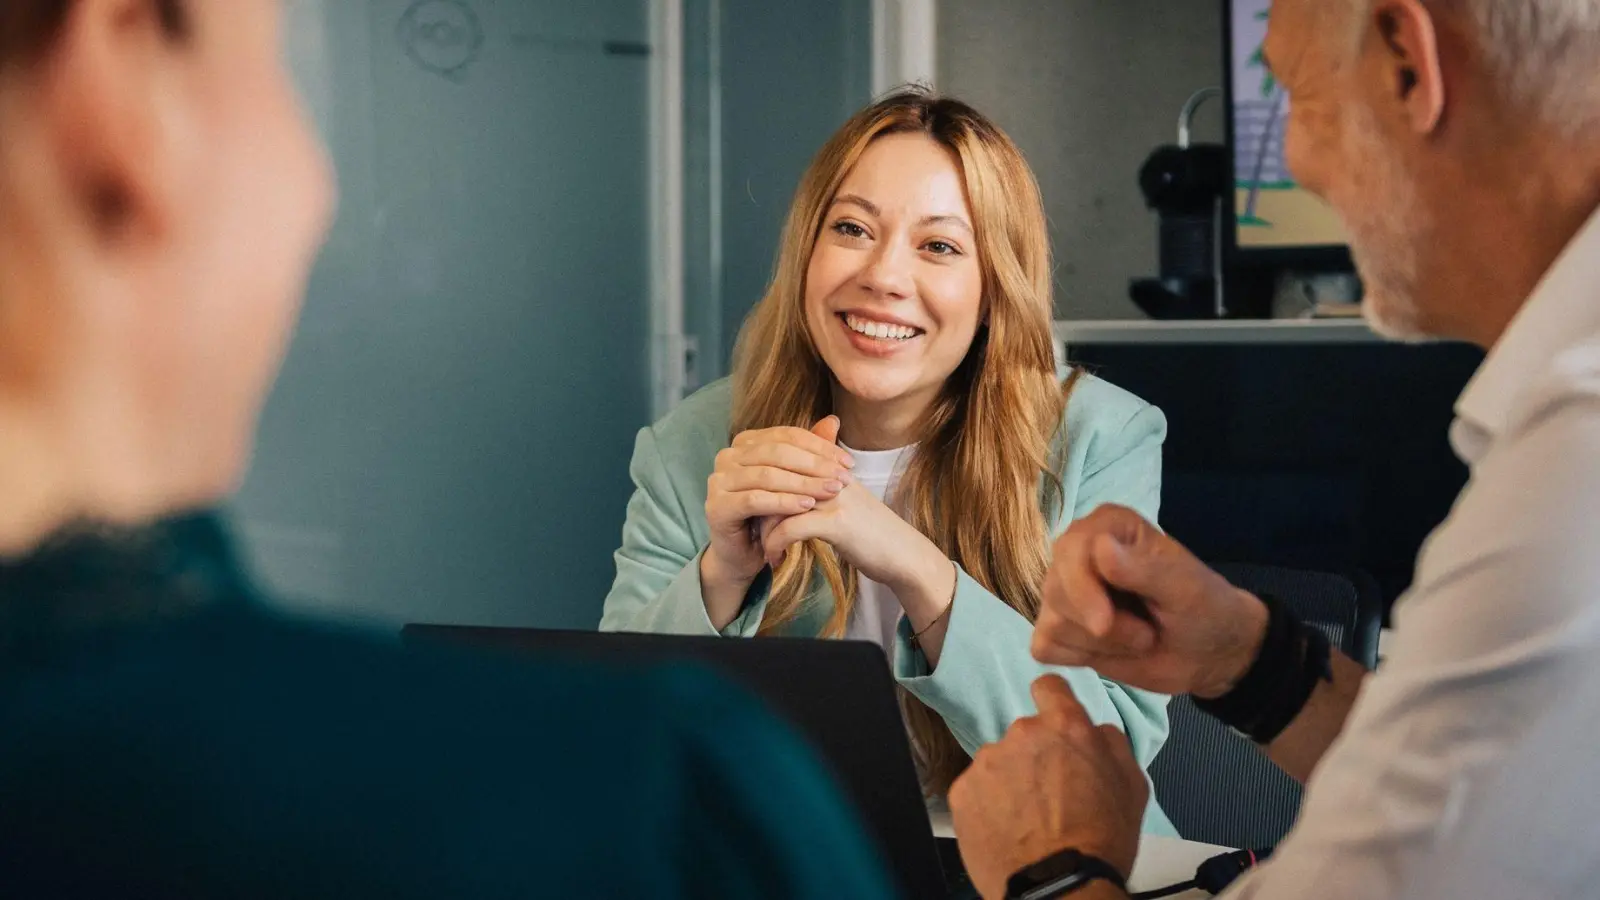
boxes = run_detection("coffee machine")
[1130,88,1231,319]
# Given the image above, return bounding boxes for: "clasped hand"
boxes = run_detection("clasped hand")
[702,416,947,604]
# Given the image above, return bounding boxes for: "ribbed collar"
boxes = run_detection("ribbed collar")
[0,510,251,655]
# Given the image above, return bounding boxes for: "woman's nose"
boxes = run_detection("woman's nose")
[858,240,915,299]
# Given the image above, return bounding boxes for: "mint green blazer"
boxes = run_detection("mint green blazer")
[600,373,1176,835]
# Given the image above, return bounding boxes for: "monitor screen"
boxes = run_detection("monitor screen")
[1228,0,1347,253]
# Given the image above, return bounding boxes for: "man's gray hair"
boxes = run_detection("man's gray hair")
[1340,0,1600,137]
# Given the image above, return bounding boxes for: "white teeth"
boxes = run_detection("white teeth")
[845,314,918,341]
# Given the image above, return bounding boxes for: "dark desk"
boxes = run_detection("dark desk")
[1061,321,1484,614]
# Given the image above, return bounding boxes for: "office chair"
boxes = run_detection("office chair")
[1146,563,1384,849]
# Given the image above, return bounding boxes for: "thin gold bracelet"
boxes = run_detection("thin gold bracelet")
[909,599,954,647]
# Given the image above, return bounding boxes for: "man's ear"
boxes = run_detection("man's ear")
[1371,0,1447,134]
[40,0,192,244]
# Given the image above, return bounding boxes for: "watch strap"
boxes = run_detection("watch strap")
[1006,849,1127,900]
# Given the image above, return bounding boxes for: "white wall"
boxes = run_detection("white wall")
[938,0,1225,320]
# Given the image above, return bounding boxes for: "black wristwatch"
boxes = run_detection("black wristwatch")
[1005,848,1127,899]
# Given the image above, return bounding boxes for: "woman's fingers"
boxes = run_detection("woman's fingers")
[717,465,843,500]
[762,511,829,569]
[734,443,851,483]
[733,426,854,469]
[711,423,852,568]
[758,515,780,547]
[711,490,817,524]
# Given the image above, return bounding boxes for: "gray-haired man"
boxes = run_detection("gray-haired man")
[949,1,1600,898]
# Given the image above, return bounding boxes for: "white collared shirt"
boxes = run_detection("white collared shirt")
[1405,662,1600,899]
[1224,207,1600,899]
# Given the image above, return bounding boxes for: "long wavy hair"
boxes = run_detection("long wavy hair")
[730,87,1076,794]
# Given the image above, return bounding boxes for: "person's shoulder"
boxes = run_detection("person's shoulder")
[264,611,803,759]
[1482,338,1600,474]
[1039,368,1168,499]
[1525,339,1600,422]
[642,378,735,461]
[0,606,836,896]
[1058,367,1166,446]
[251,611,692,716]
[71,606,797,806]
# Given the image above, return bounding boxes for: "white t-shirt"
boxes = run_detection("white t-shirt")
[839,442,916,662]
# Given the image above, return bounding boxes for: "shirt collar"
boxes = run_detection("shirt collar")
[0,510,251,657]
[839,442,916,483]
[1454,206,1600,448]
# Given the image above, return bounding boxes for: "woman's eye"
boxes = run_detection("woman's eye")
[924,240,961,256]
[832,221,868,239]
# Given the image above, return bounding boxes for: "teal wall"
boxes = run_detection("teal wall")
[243,0,871,628]
[243,0,650,629]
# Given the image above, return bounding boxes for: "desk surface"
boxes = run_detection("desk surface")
[928,809,1231,898]
[1124,835,1236,897]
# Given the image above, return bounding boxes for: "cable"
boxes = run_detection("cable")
[1131,880,1198,899]
[1129,847,1272,899]
[1177,86,1222,149]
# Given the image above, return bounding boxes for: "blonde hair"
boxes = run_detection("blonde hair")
[730,87,1073,794]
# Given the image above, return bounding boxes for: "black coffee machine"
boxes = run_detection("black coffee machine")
[1130,88,1231,319]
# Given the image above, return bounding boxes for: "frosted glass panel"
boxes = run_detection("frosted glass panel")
[719,0,870,364]
[241,0,651,629]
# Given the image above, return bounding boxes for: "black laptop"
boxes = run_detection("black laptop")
[400,626,975,900]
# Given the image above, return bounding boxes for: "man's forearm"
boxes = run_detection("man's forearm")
[1260,649,1368,783]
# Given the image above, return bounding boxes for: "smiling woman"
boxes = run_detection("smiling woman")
[600,87,1178,828]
